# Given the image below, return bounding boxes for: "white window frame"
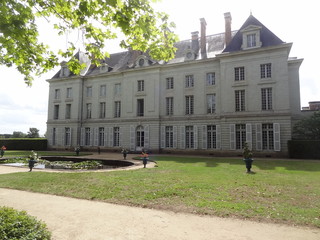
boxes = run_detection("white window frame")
[207,94,216,114]
[235,90,245,111]
[235,67,245,81]
[206,72,215,86]
[166,77,174,89]
[185,95,194,115]
[166,97,174,115]
[137,80,144,92]
[185,75,194,88]
[261,88,272,110]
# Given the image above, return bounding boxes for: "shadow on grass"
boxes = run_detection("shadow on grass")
[153,156,320,172]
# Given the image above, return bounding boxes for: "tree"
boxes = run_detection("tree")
[0,0,178,85]
[293,112,320,140]
[12,131,27,138]
[27,128,40,138]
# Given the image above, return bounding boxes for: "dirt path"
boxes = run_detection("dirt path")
[0,159,319,239]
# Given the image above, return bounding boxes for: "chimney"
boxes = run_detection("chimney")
[224,12,232,46]
[191,31,199,56]
[200,18,207,58]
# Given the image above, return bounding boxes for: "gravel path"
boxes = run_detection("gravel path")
[0,156,319,240]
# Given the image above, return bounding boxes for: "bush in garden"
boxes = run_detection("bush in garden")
[0,206,51,240]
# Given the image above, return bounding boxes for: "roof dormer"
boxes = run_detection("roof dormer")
[135,55,150,68]
[59,61,70,77]
[240,25,262,50]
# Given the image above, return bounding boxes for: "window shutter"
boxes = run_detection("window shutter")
[69,128,72,146]
[104,127,108,147]
[256,123,262,151]
[80,128,85,146]
[130,125,135,151]
[93,128,98,146]
[246,123,252,149]
[160,126,165,149]
[90,128,93,146]
[109,127,113,147]
[216,125,221,149]
[119,127,122,147]
[230,124,235,150]
[194,125,198,149]
[274,123,281,151]
[180,126,185,149]
[173,126,177,148]
[202,125,207,149]
[144,125,149,149]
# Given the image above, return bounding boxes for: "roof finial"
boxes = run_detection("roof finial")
[250,10,253,16]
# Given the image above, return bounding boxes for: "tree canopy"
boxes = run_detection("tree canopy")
[293,112,320,140]
[0,0,178,85]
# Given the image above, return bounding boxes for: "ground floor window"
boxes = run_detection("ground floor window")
[85,128,91,146]
[186,126,194,148]
[65,127,71,146]
[52,128,56,145]
[165,126,174,148]
[207,125,216,149]
[99,127,105,146]
[236,124,246,149]
[136,126,144,147]
[262,123,274,150]
[113,127,120,147]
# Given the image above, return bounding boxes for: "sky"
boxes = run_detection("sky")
[0,0,319,136]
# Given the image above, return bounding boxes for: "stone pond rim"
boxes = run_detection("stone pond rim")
[42,156,134,168]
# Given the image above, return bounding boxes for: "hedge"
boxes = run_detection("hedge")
[0,206,51,239]
[287,140,320,159]
[0,138,47,150]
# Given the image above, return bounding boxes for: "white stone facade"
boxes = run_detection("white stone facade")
[46,14,303,157]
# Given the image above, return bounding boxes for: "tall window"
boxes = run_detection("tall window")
[261,88,272,110]
[262,124,274,150]
[166,97,174,115]
[114,101,121,118]
[86,86,92,97]
[186,126,194,148]
[207,125,216,149]
[206,72,215,86]
[185,75,194,88]
[99,102,106,118]
[86,103,92,119]
[65,127,71,146]
[166,77,174,89]
[236,124,246,149]
[260,63,272,78]
[65,104,71,119]
[165,126,174,148]
[185,95,194,115]
[136,126,144,147]
[207,94,216,114]
[137,80,144,92]
[54,89,60,99]
[234,67,245,81]
[54,105,59,119]
[66,88,72,98]
[85,128,91,146]
[100,85,106,97]
[113,127,120,147]
[137,99,144,116]
[52,128,56,145]
[99,127,105,146]
[114,83,121,96]
[235,90,245,111]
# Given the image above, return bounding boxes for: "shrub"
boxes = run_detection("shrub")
[0,206,52,240]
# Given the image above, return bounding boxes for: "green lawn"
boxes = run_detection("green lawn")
[0,155,319,228]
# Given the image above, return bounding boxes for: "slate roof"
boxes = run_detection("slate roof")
[52,14,284,79]
[223,14,284,53]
